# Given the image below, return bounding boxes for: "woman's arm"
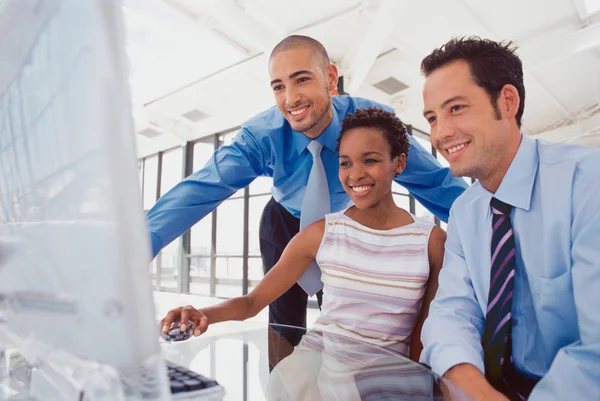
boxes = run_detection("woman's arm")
[160,219,325,336]
[409,226,446,362]
[243,219,324,317]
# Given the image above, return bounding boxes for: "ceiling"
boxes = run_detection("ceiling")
[123,0,600,157]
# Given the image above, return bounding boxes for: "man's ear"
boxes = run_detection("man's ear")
[498,84,520,121]
[395,154,407,175]
[326,64,339,93]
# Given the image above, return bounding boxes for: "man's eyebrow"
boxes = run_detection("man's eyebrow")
[270,70,314,86]
[289,70,313,79]
[423,96,468,117]
[440,95,468,109]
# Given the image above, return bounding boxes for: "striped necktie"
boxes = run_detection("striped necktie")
[483,197,538,400]
[297,140,330,295]
[483,198,515,385]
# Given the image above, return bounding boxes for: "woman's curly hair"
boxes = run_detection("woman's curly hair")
[337,107,409,158]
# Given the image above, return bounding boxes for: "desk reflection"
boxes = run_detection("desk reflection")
[158,321,471,401]
[267,329,470,401]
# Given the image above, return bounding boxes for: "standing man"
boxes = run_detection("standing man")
[147,35,467,354]
[420,37,600,400]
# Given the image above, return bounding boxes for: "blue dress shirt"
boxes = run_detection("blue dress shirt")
[146,96,467,257]
[420,135,600,400]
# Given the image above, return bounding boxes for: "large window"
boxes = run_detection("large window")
[158,147,184,291]
[141,124,463,299]
[142,155,158,210]
[214,131,259,297]
[138,160,144,196]
[215,197,244,298]
[189,138,214,295]
[248,193,270,293]
[160,147,183,194]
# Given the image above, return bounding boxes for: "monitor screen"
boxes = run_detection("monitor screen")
[0,0,169,398]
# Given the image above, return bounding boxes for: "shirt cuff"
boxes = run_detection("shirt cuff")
[430,345,485,377]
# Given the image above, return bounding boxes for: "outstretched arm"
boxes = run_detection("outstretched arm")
[160,220,325,336]
[147,128,265,257]
[410,226,445,362]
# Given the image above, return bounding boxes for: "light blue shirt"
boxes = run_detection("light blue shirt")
[146,96,468,257]
[420,135,600,400]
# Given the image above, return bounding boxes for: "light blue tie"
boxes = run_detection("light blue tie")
[298,140,330,295]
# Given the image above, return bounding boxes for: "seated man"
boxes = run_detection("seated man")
[419,37,600,400]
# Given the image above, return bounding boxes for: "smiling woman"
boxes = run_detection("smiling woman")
[159,107,447,373]
[337,107,409,217]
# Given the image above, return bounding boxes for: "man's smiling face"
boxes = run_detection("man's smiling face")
[269,46,337,138]
[423,60,511,182]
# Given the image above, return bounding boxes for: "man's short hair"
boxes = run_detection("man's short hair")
[270,35,330,71]
[421,37,525,128]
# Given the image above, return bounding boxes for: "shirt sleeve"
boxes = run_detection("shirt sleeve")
[528,160,600,400]
[351,96,468,222]
[420,207,486,376]
[145,127,265,257]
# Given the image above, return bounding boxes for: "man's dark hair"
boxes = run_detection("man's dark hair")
[269,35,330,70]
[421,36,525,127]
[337,107,409,159]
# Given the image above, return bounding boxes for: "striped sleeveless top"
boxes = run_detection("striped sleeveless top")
[311,210,435,355]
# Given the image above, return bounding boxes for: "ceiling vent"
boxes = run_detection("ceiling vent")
[373,77,408,95]
[138,127,162,138]
[182,108,209,122]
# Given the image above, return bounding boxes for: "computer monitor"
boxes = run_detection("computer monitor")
[0,0,170,398]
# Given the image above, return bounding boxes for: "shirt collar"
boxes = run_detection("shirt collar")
[292,106,341,155]
[490,134,538,211]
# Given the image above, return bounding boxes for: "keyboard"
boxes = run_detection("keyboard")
[167,361,225,400]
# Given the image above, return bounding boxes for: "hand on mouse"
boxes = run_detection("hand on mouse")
[159,305,209,338]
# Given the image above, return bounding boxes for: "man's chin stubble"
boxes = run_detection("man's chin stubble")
[295,119,319,134]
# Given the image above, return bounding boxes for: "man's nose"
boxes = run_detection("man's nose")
[285,86,302,108]
[432,117,455,148]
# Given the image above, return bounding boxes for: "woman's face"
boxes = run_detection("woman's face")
[338,127,405,209]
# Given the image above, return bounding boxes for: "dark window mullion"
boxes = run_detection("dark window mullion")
[210,134,219,297]
[141,158,145,202]
[155,151,163,200]
[242,187,249,295]
[180,142,194,293]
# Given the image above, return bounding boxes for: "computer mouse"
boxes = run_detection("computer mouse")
[162,323,193,342]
